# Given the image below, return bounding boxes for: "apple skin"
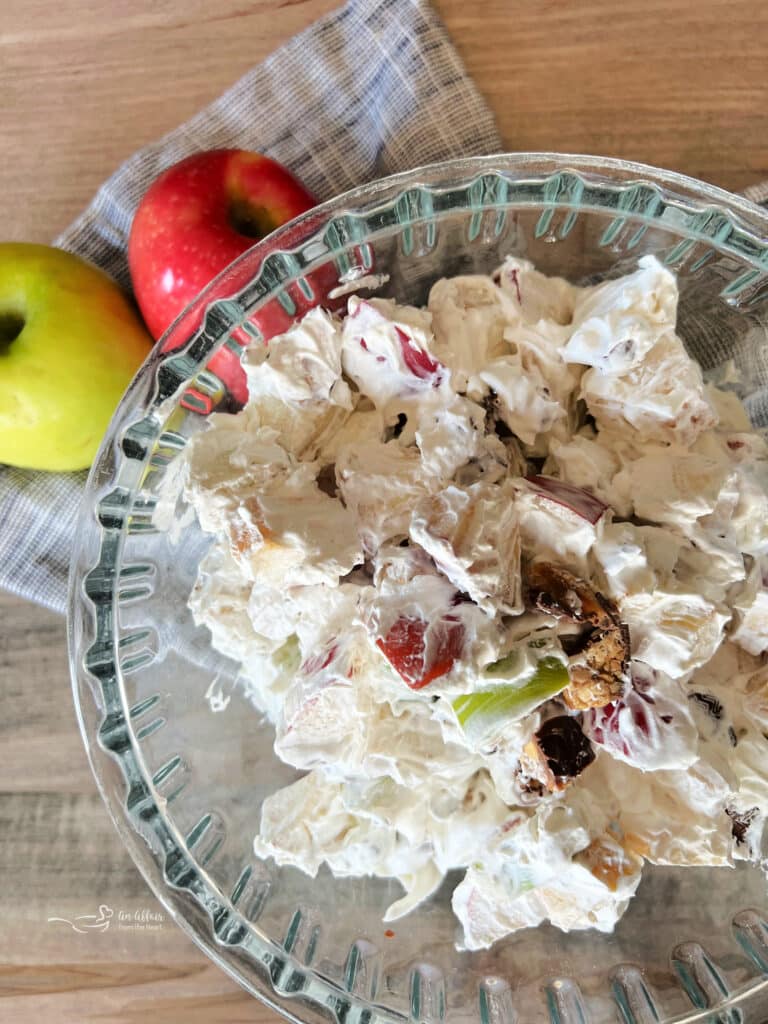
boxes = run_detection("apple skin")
[0,243,153,472]
[128,149,316,404]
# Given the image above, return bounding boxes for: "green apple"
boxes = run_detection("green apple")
[0,243,152,471]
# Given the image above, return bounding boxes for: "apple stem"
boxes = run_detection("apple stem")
[228,198,276,240]
[0,311,24,352]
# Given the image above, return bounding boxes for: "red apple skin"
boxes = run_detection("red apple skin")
[128,149,316,403]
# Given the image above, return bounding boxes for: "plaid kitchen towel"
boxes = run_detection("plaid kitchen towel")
[0,0,501,614]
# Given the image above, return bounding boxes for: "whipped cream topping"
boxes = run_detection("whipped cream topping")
[178,255,768,950]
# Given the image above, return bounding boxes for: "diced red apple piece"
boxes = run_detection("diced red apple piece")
[526,474,608,524]
[394,326,442,381]
[376,614,464,689]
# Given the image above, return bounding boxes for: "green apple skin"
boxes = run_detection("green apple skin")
[0,243,152,471]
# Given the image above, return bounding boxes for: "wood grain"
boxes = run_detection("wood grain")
[0,592,262,1019]
[435,0,768,194]
[1,0,766,248]
[1,0,767,1019]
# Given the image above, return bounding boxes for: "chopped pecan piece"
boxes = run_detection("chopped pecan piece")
[523,714,595,792]
[525,562,630,709]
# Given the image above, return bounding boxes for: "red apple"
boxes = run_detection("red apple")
[128,149,316,403]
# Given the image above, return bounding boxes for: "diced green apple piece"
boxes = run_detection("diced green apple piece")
[452,656,569,741]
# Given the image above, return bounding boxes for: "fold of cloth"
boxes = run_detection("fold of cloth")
[743,181,768,206]
[0,0,501,615]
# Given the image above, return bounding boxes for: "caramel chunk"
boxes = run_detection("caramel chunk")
[526,561,616,629]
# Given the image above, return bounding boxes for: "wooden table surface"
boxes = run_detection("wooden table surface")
[1,1,767,1020]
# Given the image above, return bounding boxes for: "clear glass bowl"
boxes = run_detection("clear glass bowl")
[68,154,768,1024]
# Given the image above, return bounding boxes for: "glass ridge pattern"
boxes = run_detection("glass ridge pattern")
[69,155,768,1024]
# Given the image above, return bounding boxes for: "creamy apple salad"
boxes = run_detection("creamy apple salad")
[178,255,768,949]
